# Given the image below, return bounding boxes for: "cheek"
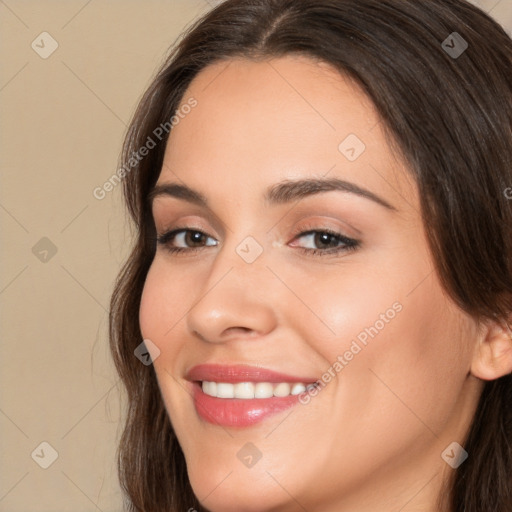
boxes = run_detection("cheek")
[277,260,407,362]
[288,256,473,432]
[139,264,163,343]
[139,259,189,345]
[330,271,473,437]
[138,261,194,417]
[138,260,195,384]
[282,269,473,492]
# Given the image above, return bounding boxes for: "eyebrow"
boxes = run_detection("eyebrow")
[148,177,396,211]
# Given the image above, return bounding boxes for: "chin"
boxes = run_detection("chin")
[187,465,290,512]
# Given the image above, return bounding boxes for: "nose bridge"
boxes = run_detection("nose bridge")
[186,233,279,342]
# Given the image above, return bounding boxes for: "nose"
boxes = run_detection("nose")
[186,247,279,344]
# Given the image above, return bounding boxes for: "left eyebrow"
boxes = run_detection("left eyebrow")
[148,177,397,211]
[264,177,397,210]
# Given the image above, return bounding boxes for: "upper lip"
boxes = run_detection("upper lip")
[186,364,318,384]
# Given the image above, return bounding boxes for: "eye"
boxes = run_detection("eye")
[290,229,359,256]
[156,228,218,254]
[155,227,359,257]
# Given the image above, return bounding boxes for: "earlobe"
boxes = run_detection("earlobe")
[470,318,512,381]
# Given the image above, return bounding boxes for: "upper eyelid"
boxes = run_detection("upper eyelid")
[152,198,364,238]
[152,205,230,236]
[154,213,358,236]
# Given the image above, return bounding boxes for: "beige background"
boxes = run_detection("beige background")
[1,1,511,511]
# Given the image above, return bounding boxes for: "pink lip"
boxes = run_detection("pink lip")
[186,364,318,428]
[186,364,317,384]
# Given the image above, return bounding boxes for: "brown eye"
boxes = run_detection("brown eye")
[184,230,209,247]
[292,229,359,254]
[156,228,218,254]
[312,232,342,249]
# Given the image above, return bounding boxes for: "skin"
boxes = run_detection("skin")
[139,55,512,512]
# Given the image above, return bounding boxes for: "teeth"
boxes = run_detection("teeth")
[255,382,274,398]
[202,381,217,396]
[216,382,235,398]
[291,383,306,395]
[273,383,290,397]
[201,381,312,399]
[234,382,255,399]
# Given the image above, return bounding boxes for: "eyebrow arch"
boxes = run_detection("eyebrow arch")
[265,177,396,210]
[148,177,396,211]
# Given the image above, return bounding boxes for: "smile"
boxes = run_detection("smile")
[187,364,319,427]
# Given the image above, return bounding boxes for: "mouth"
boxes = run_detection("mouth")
[187,364,319,428]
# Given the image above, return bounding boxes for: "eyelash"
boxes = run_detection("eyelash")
[155,226,360,257]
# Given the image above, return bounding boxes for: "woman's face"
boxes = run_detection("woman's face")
[139,55,483,512]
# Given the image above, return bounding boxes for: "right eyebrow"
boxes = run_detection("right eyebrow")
[148,183,209,208]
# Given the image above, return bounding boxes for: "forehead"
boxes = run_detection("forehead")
[160,55,415,210]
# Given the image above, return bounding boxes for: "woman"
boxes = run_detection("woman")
[109,0,512,510]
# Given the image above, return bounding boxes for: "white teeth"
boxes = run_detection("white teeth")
[202,381,217,396]
[201,381,311,399]
[291,383,306,395]
[254,382,274,398]
[273,383,291,397]
[234,382,255,399]
[216,382,235,398]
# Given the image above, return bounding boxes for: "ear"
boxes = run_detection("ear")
[471,317,512,381]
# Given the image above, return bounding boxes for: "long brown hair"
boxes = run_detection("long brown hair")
[109,1,512,510]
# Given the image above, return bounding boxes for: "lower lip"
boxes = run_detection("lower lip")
[192,382,302,427]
